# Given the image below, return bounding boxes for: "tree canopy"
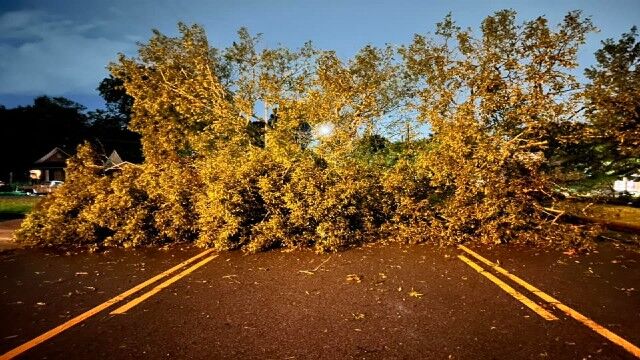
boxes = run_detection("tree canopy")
[18,10,633,251]
[0,96,89,182]
[0,80,142,184]
[583,27,640,176]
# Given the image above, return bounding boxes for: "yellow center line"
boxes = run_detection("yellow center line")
[111,254,218,314]
[458,255,558,321]
[459,245,640,359]
[0,248,216,360]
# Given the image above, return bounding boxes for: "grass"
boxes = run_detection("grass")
[0,196,41,220]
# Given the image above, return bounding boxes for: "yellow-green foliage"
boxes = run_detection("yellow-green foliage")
[18,11,602,250]
[398,10,598,246]
[16,143,107,245]
[80,165,159,247]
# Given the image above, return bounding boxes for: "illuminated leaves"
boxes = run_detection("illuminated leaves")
[399,10,598,246]
[17,12,602,250]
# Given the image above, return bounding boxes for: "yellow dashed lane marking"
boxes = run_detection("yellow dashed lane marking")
[111,254,217,314]
[459,245,640,359]
[0,249,216,360]
[458,255,558,321]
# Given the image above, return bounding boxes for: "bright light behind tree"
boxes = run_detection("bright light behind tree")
[314,123,334,138]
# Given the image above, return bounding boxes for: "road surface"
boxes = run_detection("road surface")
[0,238,638,359]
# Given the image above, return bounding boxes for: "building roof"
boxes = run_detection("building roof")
[34,147,71,166]
[104,150,124,168]
[104,161,138,173]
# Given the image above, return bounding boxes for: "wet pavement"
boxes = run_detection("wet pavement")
[0,239,638,359]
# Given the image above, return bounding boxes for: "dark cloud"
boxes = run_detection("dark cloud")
[0,0,638,109]
[0,9,134,96]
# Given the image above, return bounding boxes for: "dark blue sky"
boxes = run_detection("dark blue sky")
[1,0,638,111]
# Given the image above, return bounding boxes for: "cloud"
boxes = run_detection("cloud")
[0,10,135,95]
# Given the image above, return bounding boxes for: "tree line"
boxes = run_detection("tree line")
[0,77,141,184]
[15,10,640,250]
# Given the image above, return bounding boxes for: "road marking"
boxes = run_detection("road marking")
[459,245,640,359]
[0,248,216,360]
[111,254,218,314]
[457,255,558,321]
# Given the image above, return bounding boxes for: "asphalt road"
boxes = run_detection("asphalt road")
[0,239,638,359]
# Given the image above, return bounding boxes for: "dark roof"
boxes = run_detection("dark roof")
[34,147,70,166]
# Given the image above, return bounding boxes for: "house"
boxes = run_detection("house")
[29,148,136,184]
[613,175,640,196]
[29,147,70,182]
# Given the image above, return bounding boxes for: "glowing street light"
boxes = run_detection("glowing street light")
[314,122,334,138]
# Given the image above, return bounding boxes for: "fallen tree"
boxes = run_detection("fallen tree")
[17,11,603,251]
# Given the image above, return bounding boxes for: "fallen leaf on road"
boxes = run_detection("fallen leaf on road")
[352,313,365,320]
[408,289,423,298]
[222,275,241,284]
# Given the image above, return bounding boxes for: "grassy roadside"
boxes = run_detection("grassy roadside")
[0,196,41,220]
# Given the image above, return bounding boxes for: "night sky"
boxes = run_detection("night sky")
[1,0,638,110]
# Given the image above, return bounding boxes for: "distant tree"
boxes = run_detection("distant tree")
[97,75,134,127]
[86,109,143,163]
[0,96,89,182]
[583,27,640,176]
[85,75,143,163]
